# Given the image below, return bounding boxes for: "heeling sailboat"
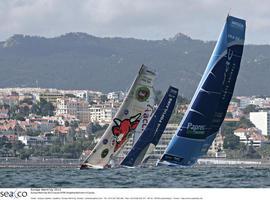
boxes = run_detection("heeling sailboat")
[121,86,178,167]
[80,65,156,169]
[157,15,246,166]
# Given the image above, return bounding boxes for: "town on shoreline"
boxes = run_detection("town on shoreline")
[1,87,270,164]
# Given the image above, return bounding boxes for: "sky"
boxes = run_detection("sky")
[0,0,269,44]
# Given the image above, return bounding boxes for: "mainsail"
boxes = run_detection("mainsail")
[121,86,178,167]
[158,15,246,166]
[81,65,156,169]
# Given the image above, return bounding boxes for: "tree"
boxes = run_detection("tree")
[19,105,30,117]
[67,127,76,143]
[19,149,32,160]
[231,97,240,104]
[19,98,33,105]
[257,144,270,159]
[26,130,42,136]
[31,103,40,115]
[31,98,55,116]
[70,121,79,128]
[223,134,240,150]
[100,94,108,102]
[177,95,189,105]
[65,121,70,127]
[238,117,255,128]
[8,105,19,119]
[65,94,76,98]
[91,123,107,133]
[242,104,257,115]
[225,112,233,118]
[14,113,26,121]
[0,136,8,148]
[39,98,55,116]
[12,140,25,155]
[221,125,235,136]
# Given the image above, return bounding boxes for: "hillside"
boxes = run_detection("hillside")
[0,33,269,97]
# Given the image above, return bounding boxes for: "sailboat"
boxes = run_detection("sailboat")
[157,15,246,166]
[121,86,178,167]
[80,65,156,169]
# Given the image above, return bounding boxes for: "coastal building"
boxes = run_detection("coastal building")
[18,135,49,146]
[238,96,251,108]
[74,90,88,101]
[56,98,90,124]
[39,92,64,105]
[0,92,20,106]
[234,127,266,147]
[153,123,178,156]
[88,91,103,103]
[207,132,225,157]
[89,104,117,125]
[107,91,125,102]
[0,120,25,136]
[119,123,178,160]
[55,114,79,126]
[238,96,270,109]
[0,107,9,119]
[177,104,189,114]
[250,111,270,136]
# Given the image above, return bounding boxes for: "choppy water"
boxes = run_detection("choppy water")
[1,166,270,188]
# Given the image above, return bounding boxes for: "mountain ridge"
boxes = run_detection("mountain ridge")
[0,33,269,97]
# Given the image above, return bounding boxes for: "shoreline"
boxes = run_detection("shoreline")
[1,157,270,168]
[0,157,80,168]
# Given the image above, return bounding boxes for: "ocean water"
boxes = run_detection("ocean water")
[1,166,270,188]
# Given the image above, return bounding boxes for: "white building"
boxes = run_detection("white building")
[239,96,251,108]
[208,132,225,157]
[56,98,90,124]
[234,127,265,147]
[107,91,125,102]
[89,104,117,125]
[250,111,270,136]
[74,90,88,101]
[18,136,48,146]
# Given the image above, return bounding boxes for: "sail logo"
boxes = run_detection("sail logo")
[112,113,141,151]
[170,88,178,95]
[135,86,150,102]
[141,104,154,131]
[101,149,109,158]
[153,97,173,133]
[231,20,244,30]
[222,48,235,100]
[187,123,205,135]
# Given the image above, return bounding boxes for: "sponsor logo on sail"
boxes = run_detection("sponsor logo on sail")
[101,149,109,158]
[231,20,244,30]
[102,139,108,145]
[124,109,129,115]
[135,86,150,102]
[141,104,154,131]
[112,113,141,151]
[187,123,206,135]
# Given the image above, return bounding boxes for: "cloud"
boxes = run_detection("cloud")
[0,0,269,44]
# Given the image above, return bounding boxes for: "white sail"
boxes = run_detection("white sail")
[133,95,155,144]
[81,65,156,169]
